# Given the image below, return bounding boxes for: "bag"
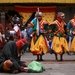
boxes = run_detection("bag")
[28,61,45,73]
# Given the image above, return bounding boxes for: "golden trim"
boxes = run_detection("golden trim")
[0,0,75,3]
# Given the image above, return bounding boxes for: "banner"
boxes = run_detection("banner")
[15,5,56,13]
[15,5,56,24]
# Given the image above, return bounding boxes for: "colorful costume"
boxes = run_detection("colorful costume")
[49,12,68,55]
[30,11,49,61]
[30,17,48,55]
[67,18,75,52]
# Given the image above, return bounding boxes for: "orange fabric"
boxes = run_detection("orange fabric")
[70,19,75,28]
[52,20,65,34]
[3,61,13,71]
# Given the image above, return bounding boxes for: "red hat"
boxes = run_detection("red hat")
[16,39,27,50]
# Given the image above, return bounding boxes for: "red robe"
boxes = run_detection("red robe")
[0,24,5,49]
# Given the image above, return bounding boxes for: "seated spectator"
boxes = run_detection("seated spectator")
[9,21,22,41]
[0,23,5,53]
[12,14,20,27]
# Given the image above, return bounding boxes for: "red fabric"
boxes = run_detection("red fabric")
[19,66,25,72]
[16,29,21,39]
[17,30,20,37]
[16,39,27,50]
[0,41,4,48]
[0,38,5,48]
[15,5,56,13]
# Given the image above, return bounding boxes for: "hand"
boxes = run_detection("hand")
[19,66,25,72]
[63,34,66,37]
[19,66,29,72]
[72,31,75,35]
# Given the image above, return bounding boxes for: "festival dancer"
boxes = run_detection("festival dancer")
[30,8,49,61]
[49,12,68,61]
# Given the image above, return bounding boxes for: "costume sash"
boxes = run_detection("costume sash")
[70,19,75,28]
[52,20,65,34]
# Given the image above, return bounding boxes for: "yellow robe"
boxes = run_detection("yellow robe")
[52,36,68,54]
[30,35,49,55]
[70,36,75,52]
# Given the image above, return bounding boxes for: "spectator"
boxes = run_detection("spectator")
[12,14,20,27]
[0,23,5,53]
[0,38,29,73]
[9,21,22,41]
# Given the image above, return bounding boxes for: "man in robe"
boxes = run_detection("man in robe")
[67,14,75,53]
[0,38,29,73]
[30,10,49,61]
[49,12,68,61]
[9,21,22,41]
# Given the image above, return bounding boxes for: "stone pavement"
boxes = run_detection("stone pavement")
[0,52,75,75]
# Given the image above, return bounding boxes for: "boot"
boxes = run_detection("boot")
[60,54,63,61]
[36,55,40,61]
[40,55,43,61]
[55,54,58,61]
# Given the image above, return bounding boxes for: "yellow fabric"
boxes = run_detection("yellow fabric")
[52,36,68,54]
[0,0,75,3]
[30,35,48,54]
[3,61,12,71]
[19,12,55,25]
[19,12,32,25]
[43,12,55,24]
[70,36,75,52]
